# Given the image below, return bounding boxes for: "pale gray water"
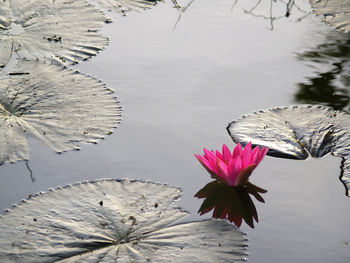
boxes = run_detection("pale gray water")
[0,0,350,262]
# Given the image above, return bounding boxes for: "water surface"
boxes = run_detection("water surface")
[1,0,349,262]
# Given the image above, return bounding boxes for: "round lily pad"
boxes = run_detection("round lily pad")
[310,0,350,32]
[0,0,108,67]
[0,179,247,262]
[227,104,350,196]
[0,60,121,165]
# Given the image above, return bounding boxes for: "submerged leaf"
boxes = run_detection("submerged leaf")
[227,105,350,196]
[98,0,160,14]
[0,0,108,67]
[0,60,121,164]
[310,0,350,32]
[0,179,247,262]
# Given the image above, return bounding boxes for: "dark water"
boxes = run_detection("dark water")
[1,0,350,262]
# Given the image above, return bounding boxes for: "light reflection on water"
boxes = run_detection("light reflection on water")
[0,0,350,262]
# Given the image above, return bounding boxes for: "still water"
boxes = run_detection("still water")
[1,0,350,262]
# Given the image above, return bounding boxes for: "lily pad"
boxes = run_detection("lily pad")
[310,0,350,32]
[98,0,160,14]
[227,105,350,195]
[0,179,247,262]
[0,0,108,67]
[0,60,121,165]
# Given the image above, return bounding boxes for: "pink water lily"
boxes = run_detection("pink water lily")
[195,142,268,187]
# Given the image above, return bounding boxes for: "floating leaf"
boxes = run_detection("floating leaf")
[310,0,350,32]
[227,105,350,195]
[0,0,108,67]
[98,0,160,14]
[0,60,121,164]
[0,179,247,262]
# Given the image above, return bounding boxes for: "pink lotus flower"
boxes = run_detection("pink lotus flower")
[195,142,268,187]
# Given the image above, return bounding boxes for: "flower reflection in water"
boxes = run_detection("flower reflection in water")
[195,181,267,228]
[195,143,268,228]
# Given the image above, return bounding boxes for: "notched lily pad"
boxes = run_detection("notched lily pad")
[227,105,350,196]
[0,60,121,165]
[0,0,108,67]
[310,0,350,32]
[0,179,247,262]
[98,0,161,14]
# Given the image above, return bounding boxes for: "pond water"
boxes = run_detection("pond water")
[1,0,350,262]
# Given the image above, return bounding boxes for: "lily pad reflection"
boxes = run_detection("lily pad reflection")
[227,105,350,196]
[0,0,108,67]
[0,60,121,165]
[0,179,247,262]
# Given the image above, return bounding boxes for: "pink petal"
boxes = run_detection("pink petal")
[241,142,253,168]
[250,146,260,164]
[235,164,256,186]
[222,144,232,163]
[227,158,235,175]
[256,147,269,165]
[216,158,229,180]
[232,143,242,158]
[204,148,216,161]
[242,155,252,168]
[215,150,223,160]
[226,159,238,186]
[227,157,243,186]
[195,154,211,170]
[241,142,252,158]
[208,157,219,172]
[195,154,219,178]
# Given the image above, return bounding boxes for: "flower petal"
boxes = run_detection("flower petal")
[256,147,269,165]
[204,148,216,161]
[215,150,223,160]
[222,144,232,163]
[195,154,210,169]
[232,143,242,158]
[242,142,252,157]
[227,158,242,186]
[195,154,220,179]
[235,164,256,186]
[250,146,260,164]
[241,142,252,167]
[216,158,229,180]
